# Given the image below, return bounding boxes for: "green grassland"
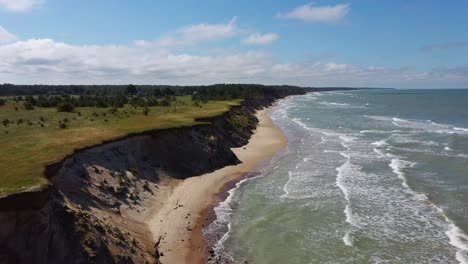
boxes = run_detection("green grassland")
[0,96,240,196]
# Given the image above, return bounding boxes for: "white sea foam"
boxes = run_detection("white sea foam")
[360,129,403,134]
[205,165,277,262]
[281,171,293,198]
[319,101,350,107]
[454,127,468,132]
[334,135,361,246]
[318,101,364,109]
[371,140,388,157]
[336,160,351,201]
[343,231,353,246]
[389,158,415,188]
[432,205,468,264]
[365,115,468,134]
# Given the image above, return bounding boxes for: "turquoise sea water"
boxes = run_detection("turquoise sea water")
[205,89,468,264]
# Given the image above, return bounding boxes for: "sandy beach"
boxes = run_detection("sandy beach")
[147,107,287,264]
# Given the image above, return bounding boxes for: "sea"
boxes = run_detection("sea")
[204,89,468,264]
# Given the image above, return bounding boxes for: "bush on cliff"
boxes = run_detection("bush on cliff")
[57,102,75,112]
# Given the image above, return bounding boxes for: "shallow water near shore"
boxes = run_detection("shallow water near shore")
[205,89,468,264]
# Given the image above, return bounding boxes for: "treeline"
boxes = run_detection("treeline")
[0,83,305,100]
[15,94,178,111]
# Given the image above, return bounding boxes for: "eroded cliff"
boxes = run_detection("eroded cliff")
[0,95,297,264]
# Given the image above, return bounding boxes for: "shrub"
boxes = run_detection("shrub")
[23,101,34,110]
[109,107,118,115]
[63,118,69,123]
[2,119,9,126]
[142,106,150,116]
[59,123,67,129]
[57,102,75,112]
[0,99,5,106]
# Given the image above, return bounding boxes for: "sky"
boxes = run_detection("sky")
[0,0,467,88]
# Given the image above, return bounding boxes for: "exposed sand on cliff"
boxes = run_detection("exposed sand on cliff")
[147,108,287,264]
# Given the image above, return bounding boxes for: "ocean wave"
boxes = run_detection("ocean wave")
[365,115,468,134]
[389,158,416,188]
[318,101,365,109]
[319,101,350,107]
[204,167,277,262]
[433,205,468,264]
[336,160,352,202]
[388,146,468,159]
[360,129,404,134]
[291,117,340,136]
[387,156,468,263]
[454,127,468,132]
[343,231,353,246]
[371,139,388,157]
[280,171,293,198]
[335,135,361,247]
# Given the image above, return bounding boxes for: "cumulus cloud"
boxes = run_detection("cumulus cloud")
[0,0,43,12]
[0,26,16,43]
[136,17,238,48]
[278,3,350,24]
[242,33,279,45]
[0,38,466,88]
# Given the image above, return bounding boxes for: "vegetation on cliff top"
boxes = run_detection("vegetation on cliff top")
[0,84,304,196]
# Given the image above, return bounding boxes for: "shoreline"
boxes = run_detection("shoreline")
[147,107,288,264]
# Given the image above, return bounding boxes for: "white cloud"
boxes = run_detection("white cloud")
[242,33,279,45]
[0,38,466,88]
[0,26,16,43]
[136,17,238,48]
[278,3,350,24]
[0,0,43,12]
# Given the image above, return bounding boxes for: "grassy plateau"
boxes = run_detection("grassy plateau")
[0,96,240,196]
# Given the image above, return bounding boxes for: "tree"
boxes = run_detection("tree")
[2,119,9,126]
[142,106,150,116]
[57,102,75,112]
[23,101,34,110]
[125,84,137,96]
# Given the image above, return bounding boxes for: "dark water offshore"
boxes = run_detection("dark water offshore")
[205,89,468,264]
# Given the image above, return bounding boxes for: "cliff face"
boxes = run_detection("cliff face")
[0,95,300,264]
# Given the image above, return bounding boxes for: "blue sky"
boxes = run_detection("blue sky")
[0,0,467,88]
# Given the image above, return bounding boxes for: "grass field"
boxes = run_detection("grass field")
[0,96,240,196]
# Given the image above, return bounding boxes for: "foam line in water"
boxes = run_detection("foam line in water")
[343,231,353,246]
[205,165,277,262]
[280,171,293,198]
[432,205,468,264]
[336,160,351,201]
[454,127,468,132]
[365,115,468,134]
[372,139,388,157]
[335,135,360,247]
[389,158,415,189]
[344,205,354,225]
[387,156,468,263]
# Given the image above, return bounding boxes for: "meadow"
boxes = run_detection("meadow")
[0,96,240,196]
